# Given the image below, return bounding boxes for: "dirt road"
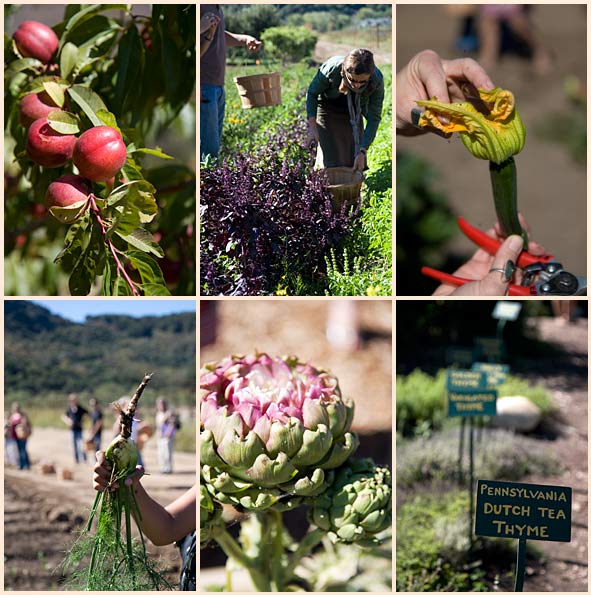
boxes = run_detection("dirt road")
[4,428,196,590]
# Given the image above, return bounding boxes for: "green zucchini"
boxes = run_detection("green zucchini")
[489,156,528,250]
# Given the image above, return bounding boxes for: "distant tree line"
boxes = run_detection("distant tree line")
[5,302,196,405]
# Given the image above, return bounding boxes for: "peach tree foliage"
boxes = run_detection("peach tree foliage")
[4,5,196,296]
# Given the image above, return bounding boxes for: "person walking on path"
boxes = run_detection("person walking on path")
[62,394,88,464]
[306,48,385,171]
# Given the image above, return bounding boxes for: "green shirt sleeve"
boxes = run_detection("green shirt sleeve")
[306,69,330,119]
[361,71,385,149]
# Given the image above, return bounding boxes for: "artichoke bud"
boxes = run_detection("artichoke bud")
[265,419,304,458]
[416,87,526,165]
[216,430,264,469]
[105,435,138,475]
[291,424,332,466]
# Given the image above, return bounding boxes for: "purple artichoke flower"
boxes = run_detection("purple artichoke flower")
[200,353,359,511]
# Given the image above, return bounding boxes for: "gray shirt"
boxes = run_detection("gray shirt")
[201,5,226,87]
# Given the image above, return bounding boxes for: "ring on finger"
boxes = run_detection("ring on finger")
[489,259,515,283]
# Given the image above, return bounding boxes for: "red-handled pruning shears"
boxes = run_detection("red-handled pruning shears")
[422,217,587,296]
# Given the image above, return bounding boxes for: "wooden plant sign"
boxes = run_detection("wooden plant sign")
[475,479,572,591]
[472,362,510,388]
[446,369,497,417]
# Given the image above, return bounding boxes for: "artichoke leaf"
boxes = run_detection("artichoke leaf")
[319,431,359,470]
[291,424,332,466]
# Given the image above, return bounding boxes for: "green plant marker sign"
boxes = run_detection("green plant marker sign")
[474,336,505,362]
[446,369,497,417]
[475,479,572,541]
[472,362,510,387]
[475,479,572,592]
[445,346,474,367]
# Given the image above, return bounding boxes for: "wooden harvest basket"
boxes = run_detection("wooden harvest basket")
[321,167,364,210]
[233,72,281,109]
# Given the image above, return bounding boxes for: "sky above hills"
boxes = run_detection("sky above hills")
[28,299,196,323]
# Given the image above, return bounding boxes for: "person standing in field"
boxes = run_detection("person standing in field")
[62,394,88,464]
[200,5,262,160]
[155,398,177,474]
[88,397,103,453]
[306,49,385,172]
[8,402,31,470]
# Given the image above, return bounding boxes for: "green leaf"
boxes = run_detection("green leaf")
[113,275,134,296]
[132,147,174,160]
[67,85,108,126]
[69,219,104,295]
[23,76,66,95]
[127,250,167,286]
[60,42,79,81]
[106,179,155,207]
[47,111,80,134]
[96,109,119,129]
[116,228,164,257]
[60,4,128,49]
[113,24,144,114]
[54,215,90,270]
[49,199,89,224]
[5,58,43,78]
[141,283,172,296]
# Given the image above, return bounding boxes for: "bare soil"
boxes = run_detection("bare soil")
[396,5,587,287]
[4,430,196,591]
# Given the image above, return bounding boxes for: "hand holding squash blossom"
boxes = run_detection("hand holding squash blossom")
[416,87,526,165]
[417,86,529,247]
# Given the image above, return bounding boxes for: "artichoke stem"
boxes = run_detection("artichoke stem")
[285,528,325,578]
[489,156,528,250]
[215,529,272,592]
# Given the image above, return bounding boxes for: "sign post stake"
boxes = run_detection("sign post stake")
[514,538,527,592]
[458,417,466,484]
[469,417,475,548]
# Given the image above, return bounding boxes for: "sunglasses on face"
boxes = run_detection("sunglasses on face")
[346,73,370,86]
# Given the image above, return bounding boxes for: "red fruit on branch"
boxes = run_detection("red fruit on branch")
[26,118,77,168]
[46,174,91,208]
[73,126,127,182]
[13,21,59,64]
[19,92,62,128]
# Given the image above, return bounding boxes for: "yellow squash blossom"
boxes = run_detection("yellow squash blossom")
[416,87,526,165]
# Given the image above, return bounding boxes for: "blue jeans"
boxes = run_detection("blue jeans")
[200,84,225,160]
[16,439,30,469]
[72,429,86,463]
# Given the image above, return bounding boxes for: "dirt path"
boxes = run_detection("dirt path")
[518,317,588,592]
[4,428,195,590]
[396,5,586,279]
[314,39,392,66]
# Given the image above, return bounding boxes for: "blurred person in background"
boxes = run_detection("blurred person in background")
[478,5,552,74]
[200,5,262,160]
[62,393,88,464]
[88,397,103,453]
[8,402,31,470]
[306,48,385,171]
[155,398,178,474]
